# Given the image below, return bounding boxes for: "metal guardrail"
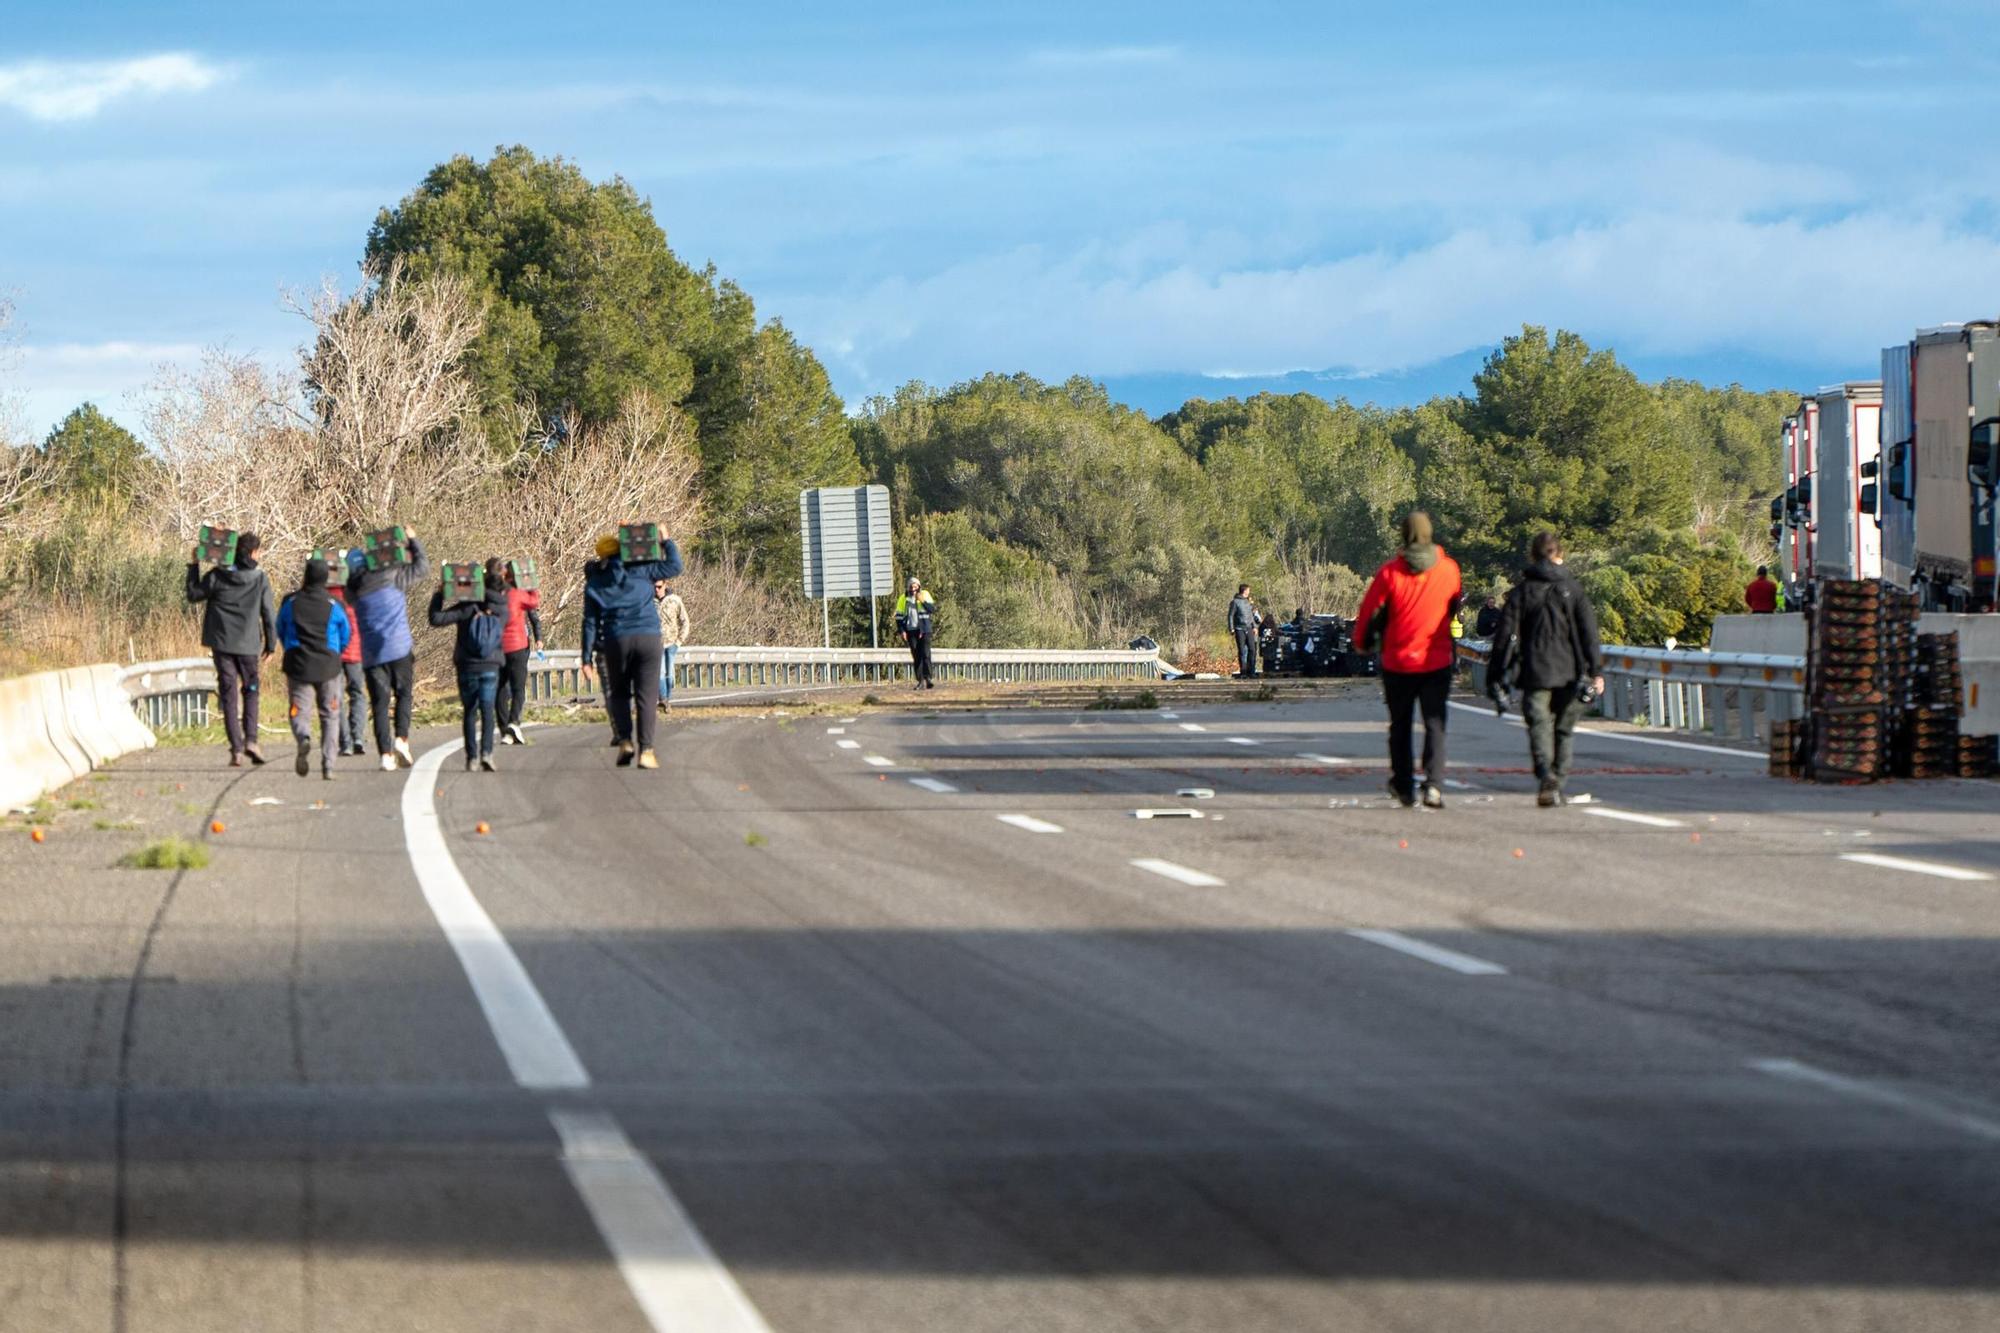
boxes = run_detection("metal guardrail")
[120,645,1165,728]
[1457,638,1804,744]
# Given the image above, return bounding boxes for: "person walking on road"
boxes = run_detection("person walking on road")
[1486,531,1604,808]
[328,561,367,757]
[896,576,938,689]
[1228,584,1260,678]
[494,563,542,747]
[1745,566,1779,615]
[429,557,511,773]
[1354,511,1463,809]
[346,532,430,772]
[580,533,685,769]
[186,531,278,768]
[277,557,353,780]
[654,580,690,714]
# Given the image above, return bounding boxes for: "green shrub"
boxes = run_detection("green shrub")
[120,836,210,870]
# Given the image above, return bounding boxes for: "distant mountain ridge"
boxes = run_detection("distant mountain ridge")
[1098,345,1870,417]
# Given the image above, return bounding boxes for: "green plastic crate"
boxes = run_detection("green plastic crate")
[363,526,412,571]
[618,523,664,562]
[442,562,485,605]
[195,525,238,566]
[311,547,350,588]
[508,557,539,591]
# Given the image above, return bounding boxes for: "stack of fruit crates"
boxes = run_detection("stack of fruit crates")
[1804,579,1918,782]
[1768,718,1804,779]
[1959,734,1999,779]
[1896,632,1961,778]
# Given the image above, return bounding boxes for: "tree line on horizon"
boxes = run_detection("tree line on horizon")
[0,146,1787,673]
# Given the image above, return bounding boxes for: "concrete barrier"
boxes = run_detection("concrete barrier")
[0,663,157,813]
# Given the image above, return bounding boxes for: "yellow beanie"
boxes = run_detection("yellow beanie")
[596,534,621,559]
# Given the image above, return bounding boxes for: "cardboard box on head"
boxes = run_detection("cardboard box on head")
[195,525,239,566]
[618,523,665,562]
[363,526,412,571]
[508,557,538,591]
[442,562,485,605]
[312,548,350,588]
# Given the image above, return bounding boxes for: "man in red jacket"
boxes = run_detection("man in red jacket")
[1354,511,1463,809]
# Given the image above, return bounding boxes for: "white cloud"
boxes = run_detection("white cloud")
[9,341,207,438]
[0,53,222,123]
[784,210,2000,392]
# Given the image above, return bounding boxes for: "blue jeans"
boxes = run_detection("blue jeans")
[659,643,679,702]
[458,667,499,759]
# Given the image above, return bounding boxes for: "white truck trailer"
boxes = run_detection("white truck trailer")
[1811,381,1882,581]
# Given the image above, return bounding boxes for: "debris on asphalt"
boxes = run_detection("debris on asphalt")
[1175,788,1215,799]
[1133,808,1203,819]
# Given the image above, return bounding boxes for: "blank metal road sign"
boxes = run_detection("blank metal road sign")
[800,484,893,600]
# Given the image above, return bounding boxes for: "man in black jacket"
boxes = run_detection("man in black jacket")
[1488,532,1604,807]
[186,531,278,767]
[1227,585,1259,678]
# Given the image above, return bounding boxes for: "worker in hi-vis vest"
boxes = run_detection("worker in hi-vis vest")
[895,576,938,690]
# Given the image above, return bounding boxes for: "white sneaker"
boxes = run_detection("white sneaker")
[380,754,398,772]
[393,738,414,768]
[505,723,528,746]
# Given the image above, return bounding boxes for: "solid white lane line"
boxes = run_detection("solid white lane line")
[409,748,772,1333]
[826,727,846,735]
[552,1110,774,1333]
[1839,852,1994,882]
[997,814,1065,833]
[1178,722,1207,732]
[403,742,588,1090]
[863,755,895,768]
[1581,806,1687,829]
[1446,701,1762,760]
[1225,736,1260,746]
[908,777,958,794]
[1297,752,1353,766]
[1750,1058,2000,1142]
[1345,929,1508,976]
[1130,858,1224,887]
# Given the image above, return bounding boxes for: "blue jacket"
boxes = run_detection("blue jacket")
[581,543,684,658]
[346,537,429,667]
[276,595,353,655]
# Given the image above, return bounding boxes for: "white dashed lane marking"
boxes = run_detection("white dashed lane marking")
[908,777,958,794]
[1839,852,1993,882]
[997,814,1065,834]
[863,755,896,768]
[1130,858,1224,887]
[1345,929,1508,976]
[1751,1058,2000,1141]
[1297,753,1352,766]
[1224,737,1260,747]
[1581,807,1687,829]
[835,739,861,750]
[1178,723,1207,733]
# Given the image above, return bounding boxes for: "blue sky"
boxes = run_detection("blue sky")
[4,0,2000,435]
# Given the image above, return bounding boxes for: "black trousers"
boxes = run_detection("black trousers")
[907,631,934,684]
[364,654,415,755]
[1234,629,1258,676]
[1382,667,1452,795]
[605,634,665,751]
[495,648,531,729]
[213,651,261,756]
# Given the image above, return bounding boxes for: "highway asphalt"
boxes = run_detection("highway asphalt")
[3,687,1999,1331]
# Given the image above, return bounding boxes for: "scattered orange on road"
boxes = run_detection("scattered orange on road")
[29,828,45,844]
[475,822,490,835]
[210,821,225,835]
